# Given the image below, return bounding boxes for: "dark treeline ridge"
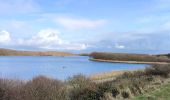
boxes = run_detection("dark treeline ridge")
[79,53,89,56]
[90,52,170,63]
[0,64,170,100]
[156,53,170,58]
[0,48,74,56]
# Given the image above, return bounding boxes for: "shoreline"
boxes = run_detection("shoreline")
[90,69,143,82]
[90,70,126,81]
[90,58,170,65]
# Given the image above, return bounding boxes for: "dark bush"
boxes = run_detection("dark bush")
[111,87,120,97]
[121,91,130,98]
[0,79,23,100]
[97,82,112,95]
[22,76,64,100]
[68,75,100,100]
[145,64,170,77]
[67,74,91,88]
[70,88,100,100]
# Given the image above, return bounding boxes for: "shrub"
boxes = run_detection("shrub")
[145,64,170,77]
[121,91,130,98]
[68,75,100,100]
[67,74,92,88]
[111,87,120,97]
[0,79,23,100]
[21,75,64,100]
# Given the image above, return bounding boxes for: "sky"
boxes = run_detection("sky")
[0,0,170,54]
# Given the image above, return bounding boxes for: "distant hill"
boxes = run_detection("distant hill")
[79,53,90,56]
[90,52,170,63]
[156,53,170,58]
[0,48,75,56]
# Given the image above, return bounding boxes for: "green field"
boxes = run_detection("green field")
[134,81,170,100]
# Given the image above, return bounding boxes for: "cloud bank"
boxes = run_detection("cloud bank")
[0,29,87,51]
[55,17,107,30]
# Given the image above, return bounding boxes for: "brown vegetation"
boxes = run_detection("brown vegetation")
[156,53,170,58]
[0,64,170,100]
[90,52,170,63]
[0,48,75,56]
[90,70,125,80]
[91,58,170,64]
[79,53,89,56]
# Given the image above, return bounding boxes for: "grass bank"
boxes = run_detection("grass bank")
[134,80,170,100]
[90,58,170,64]
[90,52,170,64]
[90,70,125,81]
[0,64,170,100]
[0,48,75,56]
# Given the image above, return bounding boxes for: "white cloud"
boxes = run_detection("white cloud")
[55,17,107,30]
[25,29,63,46]
[0,30,11,44]
[115,43,125,49]
[17,29,88,50]
[0,29,88,50]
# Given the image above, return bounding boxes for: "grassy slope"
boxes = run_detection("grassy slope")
[156,54,170,58]
[0,48,75,56]
[134,81,170,100]
[90,52,170,63]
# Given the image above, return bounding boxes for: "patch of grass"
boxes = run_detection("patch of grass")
[134,81,170,100]
[90,70,125,80]
[0,48,74,56]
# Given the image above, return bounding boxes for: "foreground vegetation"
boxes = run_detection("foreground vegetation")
[134,81,170,100]
[90,70,125,80]
[0,64,170,100]
[90,52,170,63]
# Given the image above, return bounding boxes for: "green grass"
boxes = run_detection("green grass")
[134,81,170,100]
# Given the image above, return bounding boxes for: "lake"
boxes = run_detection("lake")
[0,56,147,80]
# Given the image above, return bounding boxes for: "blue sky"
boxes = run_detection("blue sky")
[0,0,170,54]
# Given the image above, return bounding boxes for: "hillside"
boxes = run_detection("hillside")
[156,53,170,58]
[90,52,170,63]
[0,48,75,56]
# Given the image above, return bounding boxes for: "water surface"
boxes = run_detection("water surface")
[0,56,147,80]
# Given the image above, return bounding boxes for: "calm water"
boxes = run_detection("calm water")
[0,56,147,80]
